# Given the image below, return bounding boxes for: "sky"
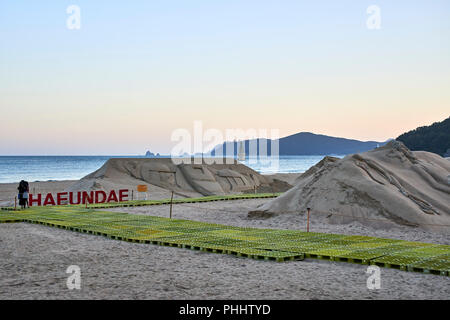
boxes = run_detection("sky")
[1,0,449,155]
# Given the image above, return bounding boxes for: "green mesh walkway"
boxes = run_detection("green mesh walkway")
[88,193,282,209]
[0,193,281,211]
[1,206,449,276]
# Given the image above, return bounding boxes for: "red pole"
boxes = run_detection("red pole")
[307,208,311,232]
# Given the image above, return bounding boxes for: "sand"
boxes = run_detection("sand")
[264,173,303,186]
[1,158,449,300]
[250,141,450,232]
[1,198,450,300]
[0,168,297,208]
[67,158,292,198]
[0,159,295,208]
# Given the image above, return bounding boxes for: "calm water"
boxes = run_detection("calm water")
[0,155,344,183]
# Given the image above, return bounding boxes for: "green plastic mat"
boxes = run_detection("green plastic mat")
[1,205,449,274]
[86,193,282,209]
[0,193,281,211]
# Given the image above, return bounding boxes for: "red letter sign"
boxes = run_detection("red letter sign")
[95,191,107,204]
[106,190,118,203]
[43,193,56,206]
[119,189,128,202]
[29,194,41,207]
[57,192,68,205]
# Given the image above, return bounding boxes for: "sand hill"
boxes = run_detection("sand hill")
[249,141,450,232]
[67,158,291,197]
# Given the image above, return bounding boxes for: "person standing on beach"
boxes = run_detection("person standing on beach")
[17,180,29,209]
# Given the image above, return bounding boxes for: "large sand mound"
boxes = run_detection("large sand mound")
[249,141,450,231]
[68,158,291,197]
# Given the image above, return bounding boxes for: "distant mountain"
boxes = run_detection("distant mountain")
[396,117,450,157]
[210,132,387,156]
[145,151,161,158]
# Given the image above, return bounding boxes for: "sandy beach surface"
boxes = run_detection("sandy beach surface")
[1,191,449,300]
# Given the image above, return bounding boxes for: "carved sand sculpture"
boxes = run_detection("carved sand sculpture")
[68,158,291,197]
[249,141,450,231]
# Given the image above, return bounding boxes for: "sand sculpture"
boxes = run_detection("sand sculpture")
[249,141,450,231]
[68,158,290,197]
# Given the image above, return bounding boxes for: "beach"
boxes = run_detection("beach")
[2,0,449,304]
[1,179,449,300]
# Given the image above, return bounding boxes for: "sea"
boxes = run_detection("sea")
[0,155,344,184]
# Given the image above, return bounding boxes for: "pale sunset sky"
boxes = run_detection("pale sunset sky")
[1,1,449,155]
